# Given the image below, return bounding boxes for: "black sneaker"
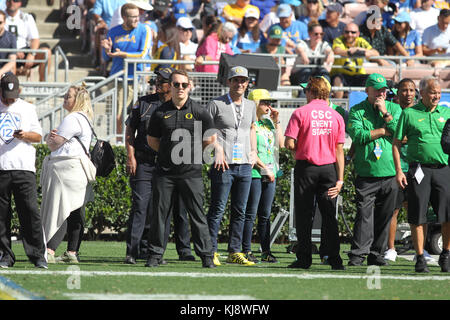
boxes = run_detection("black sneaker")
[34,260,48,269]
[245,252,259,264]
[179,254,196,261]
[288,259,311,269]
[145,256,160,268]
[415,254,430,273]
[438,250,449,273]
[261,251,278,263]
[367,254,389,266]
[348,255,365,266]
[124,256,136,265]
[201,256,216,268]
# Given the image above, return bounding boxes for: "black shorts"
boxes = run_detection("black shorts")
[16,44,50,68]
[406,164,450,225]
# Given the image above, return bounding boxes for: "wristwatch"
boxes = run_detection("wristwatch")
[383,112,391,119]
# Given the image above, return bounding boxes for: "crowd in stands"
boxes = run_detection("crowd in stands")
[49,0,449,93]
[0,0,449,88]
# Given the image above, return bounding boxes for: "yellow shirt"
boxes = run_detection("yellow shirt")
[331,36,373,76]
[434,1,449,9]
[223,4,260,19]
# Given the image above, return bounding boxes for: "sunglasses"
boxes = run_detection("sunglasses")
[260,100,272,106]
[231,77,248,84]
[7,0,21,2]
[313,32,324,36]
[178,27,193,32]
[172,82,189,89]
[344,30,358,34]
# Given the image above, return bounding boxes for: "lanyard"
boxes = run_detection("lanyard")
[227,94,245,131]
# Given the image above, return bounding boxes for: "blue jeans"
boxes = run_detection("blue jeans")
[242,178,276,253]
[207,164,252,253]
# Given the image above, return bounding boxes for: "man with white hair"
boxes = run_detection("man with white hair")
[393,76,450,273]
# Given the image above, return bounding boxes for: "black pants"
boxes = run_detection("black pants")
[0,170,45,266]
[47,207,85,252]
[126,162,192,258]
[148,173,213,259]
[350,176,397,258]
[293,161,342,267]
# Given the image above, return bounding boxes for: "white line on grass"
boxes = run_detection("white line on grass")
[63,293,255,300]
[0,270,449,281]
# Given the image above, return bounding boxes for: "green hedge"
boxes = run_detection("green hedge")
[10,145,405,242]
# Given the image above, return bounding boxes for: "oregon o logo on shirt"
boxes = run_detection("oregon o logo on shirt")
[185,113,193,120]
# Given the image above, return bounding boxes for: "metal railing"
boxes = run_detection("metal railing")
[53,45,70,83]
[0,48,49,81]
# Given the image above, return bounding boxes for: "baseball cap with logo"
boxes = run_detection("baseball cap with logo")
[326,2,343,15]
[277,4,292,18]
[365,73,388,90]
[280,0,301,6]
[268,24,283,39]
[152,67,174,83]
[1,73,20,99]
[228,66,249,80]
[245,7,260,19]
[393,11,411,24]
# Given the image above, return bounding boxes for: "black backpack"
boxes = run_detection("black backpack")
[75,113,116,178]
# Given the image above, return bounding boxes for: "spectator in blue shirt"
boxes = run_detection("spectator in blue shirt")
[390,0,419,12]
[0,0,5,11]
[390,11,423,66]
[101,3,152,134]
[230,6,265,53]
[0,9,16,77]
[320,3,345,45]
[275,3,308,54]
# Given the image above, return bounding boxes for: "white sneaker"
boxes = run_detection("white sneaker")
[413,250,436,263]
[384,248,397,262]
[423,250,436,263]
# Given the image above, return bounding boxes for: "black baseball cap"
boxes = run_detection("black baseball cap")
[155,67,175,80]
[1,73,20,100]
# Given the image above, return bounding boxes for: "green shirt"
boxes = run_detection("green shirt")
[347,99,402,177]
[394,101,450,165]
[252,118,277,178]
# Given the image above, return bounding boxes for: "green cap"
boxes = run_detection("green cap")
[268,25,283,39]
[365,73,388,90]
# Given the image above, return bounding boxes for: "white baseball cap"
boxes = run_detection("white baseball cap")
[176,16,194,30]
[244,7,260,19]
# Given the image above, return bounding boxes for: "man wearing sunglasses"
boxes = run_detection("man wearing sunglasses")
[146,70,216,268]
[124,67,193,265]
[331,22,379,99]
[206,66,257,266]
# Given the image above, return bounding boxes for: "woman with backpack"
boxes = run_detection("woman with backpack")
[41,84,95,264]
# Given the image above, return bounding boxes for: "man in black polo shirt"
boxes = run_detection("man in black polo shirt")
[0,10,16,77]
[124,67,194,265]
[146,69,215,268]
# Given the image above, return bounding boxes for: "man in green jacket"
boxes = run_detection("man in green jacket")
[393,76,450,273]
[347,73,402,266]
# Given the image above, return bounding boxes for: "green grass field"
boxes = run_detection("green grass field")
[1,241,449,301]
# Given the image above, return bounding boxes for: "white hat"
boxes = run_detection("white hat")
[244,7,260,19]
[128,0,153,11]
[176,16,194,30]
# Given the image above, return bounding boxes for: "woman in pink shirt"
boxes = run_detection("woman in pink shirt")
[195,20,236,73]
[284,77,346,271]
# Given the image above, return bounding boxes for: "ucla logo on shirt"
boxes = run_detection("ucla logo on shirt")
[115,34,136,44]
[0,112,21,144]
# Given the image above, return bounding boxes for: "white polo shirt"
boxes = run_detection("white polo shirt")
[0,98,42,172]
[5,10,39,49]
[410,7,440,37]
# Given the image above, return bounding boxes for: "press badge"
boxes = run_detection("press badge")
[232,143,244,163]
[374,143,383,160]
[414,163,424,184]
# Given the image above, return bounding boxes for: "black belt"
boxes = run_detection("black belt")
[135,150,156,165]
[409,163,446,169]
